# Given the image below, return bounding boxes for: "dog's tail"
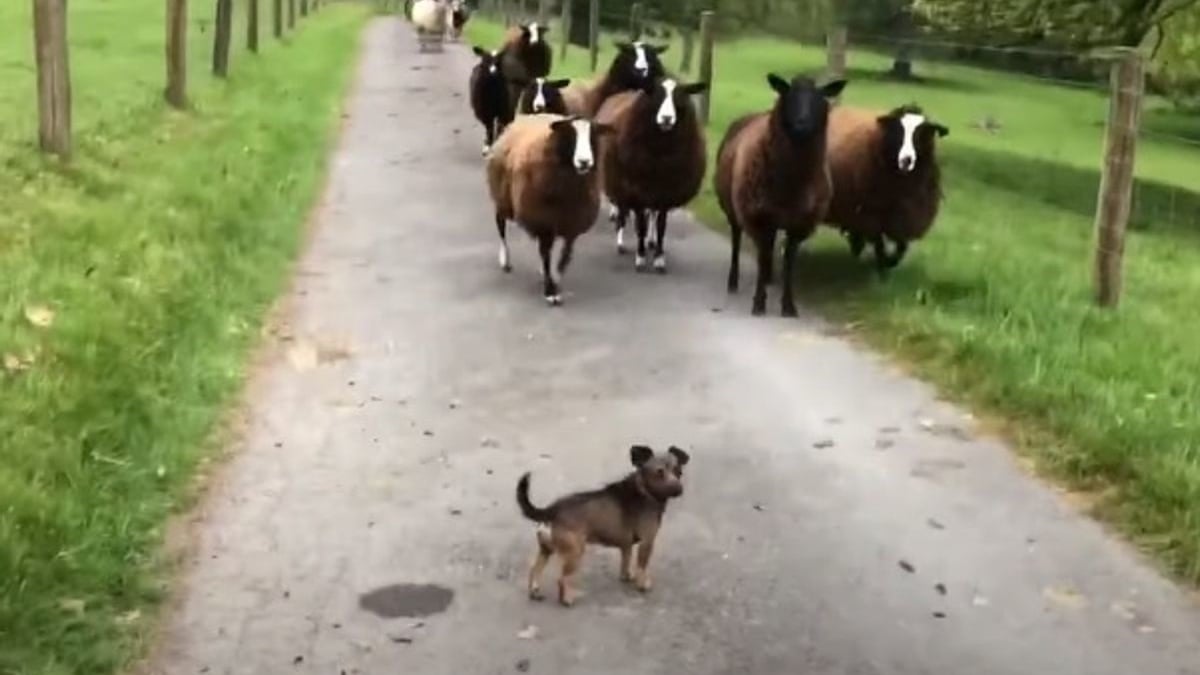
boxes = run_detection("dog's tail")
[516,473,555,523]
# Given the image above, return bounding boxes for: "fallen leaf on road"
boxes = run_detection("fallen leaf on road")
[935,583,947,596]
[25,305,55,328]
[812,439,835,449]
[1043,586,1088,610]
[1110,602,1137,621]
[875,438,895,450]
[927,518,946,530]
[517,625,539,640]
[515,659,531,673]
[389,634,414,644]
[932,611,947,619]
[898,560,916,574]
[752,503,766,512]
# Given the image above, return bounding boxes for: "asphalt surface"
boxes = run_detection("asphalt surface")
[145,18,1200,675]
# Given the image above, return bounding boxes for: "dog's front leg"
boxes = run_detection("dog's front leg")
[634,536,657,592]
[619,545,635,582]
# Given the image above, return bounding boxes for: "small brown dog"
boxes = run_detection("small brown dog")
[515,444,690,606]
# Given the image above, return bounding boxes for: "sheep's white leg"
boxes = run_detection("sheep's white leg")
[633,209,650,272]
[496,214,512,272]
[538,235,561,305]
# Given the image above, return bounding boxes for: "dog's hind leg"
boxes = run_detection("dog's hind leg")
[557,535,585,607]
[527,528,553,601]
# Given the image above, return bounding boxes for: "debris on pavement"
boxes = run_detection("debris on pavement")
[898,560,916,574]
[813,439,835,449]
[753,503,766,512]
[517,625,539,640]
[515,659,531,672]
[1043,585,1088,610]
[935,583,947,596]
[927,518,946,530]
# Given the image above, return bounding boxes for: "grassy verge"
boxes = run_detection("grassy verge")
[0,3,369,673]
[466,18,1200,584]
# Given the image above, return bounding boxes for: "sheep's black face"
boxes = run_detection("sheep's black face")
[549,118,613,175]
[519,22,548,47]
[611,41,667,88]
[768,74,846,142]
[471,45,501,77]
[877,107,949,174]
[521,78,570,114]
[638,78,708,131]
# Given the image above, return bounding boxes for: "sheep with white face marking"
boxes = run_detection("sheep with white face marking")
[487,114,613,305]
[449,0,469,40]
[595,78,708,272]
[824,104,948,273]
[514,77,572,116]
[411,0,449,52]
[469,46,513,157]
[499,23,553,120]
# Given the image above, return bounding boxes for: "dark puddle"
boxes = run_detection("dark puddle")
[359,583,454,618]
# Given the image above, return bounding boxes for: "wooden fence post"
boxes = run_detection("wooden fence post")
[588,0,599,71]
[300,0,308,17]
[166,0,188,108]
[273,0,283,37]
[537,0,549,24]
[288,0,296,29]
[32,0,71,157]
[248,0,260,52]
[213,0,233,77]
[826,26,847,80]
[559,0,572,60]
[680,27,694,73]
[1093,48,1145,308]
[630,2,642,39]
[698,10,714,125]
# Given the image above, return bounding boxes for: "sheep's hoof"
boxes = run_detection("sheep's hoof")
[781,302,798,318]
[751,299,766,316]
[481,144,491,158]
[616,243,628,255]
[653,256,667,274]
[634,255,647,272]
[545,295,563,307]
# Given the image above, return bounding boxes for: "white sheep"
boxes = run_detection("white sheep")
[411,0,448,52]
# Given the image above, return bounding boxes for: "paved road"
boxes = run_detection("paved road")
[145,18,1200,675]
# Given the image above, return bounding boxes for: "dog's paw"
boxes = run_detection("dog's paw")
[528,587,545,602]
[620,570,635,584]
[636,575,653,593]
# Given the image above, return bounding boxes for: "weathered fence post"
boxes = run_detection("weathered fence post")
[166,0,188,108]
[1093,48,1145,308]
[826,26,847,80]
[679,26,695,73]
[629,2,643,39]
[537,0,549,24]
[288,0,296,29]
[213,0,233,77]
[300,0,308,17]
[559,0,572,60]
[248,0,260,52]
[698,10,715,125]
[273,0,283,37]
[32,0,71,157]
[588,0,599,71]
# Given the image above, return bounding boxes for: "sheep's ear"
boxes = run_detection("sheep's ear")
[930,122,950,138]
[550,119,572,133]
[668,446,690,466]
[821,79,848,99]
[767,73,790,95]
[549,78,571,88]
[875,114,896,129]
[681,82,708,96]
[615,40,633,51]
[472,46,488,58]
[630,445,654,467]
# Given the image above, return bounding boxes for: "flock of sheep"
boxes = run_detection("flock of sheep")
[453,18,950,316]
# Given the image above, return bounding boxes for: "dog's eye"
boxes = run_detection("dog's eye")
[656,468,667,479]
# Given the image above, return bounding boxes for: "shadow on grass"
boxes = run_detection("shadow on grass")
[945,143,1200,239]
[1143,107,1200,144]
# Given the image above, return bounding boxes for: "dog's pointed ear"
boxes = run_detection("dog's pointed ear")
[668,446,690,466]
[630,445,654,466]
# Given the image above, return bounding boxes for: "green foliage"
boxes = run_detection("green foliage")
[1152,5,1200,106]
[915,0,1200,48]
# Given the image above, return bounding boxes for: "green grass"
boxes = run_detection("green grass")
[0,2,369,673]
[468,18,1200,584]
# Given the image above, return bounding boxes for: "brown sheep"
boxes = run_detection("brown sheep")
[499,23,553,120]
[487,114,613,305]
[559,42,668,118]
[595,78,708,273]
[714,74,847,317]
[824,104,949,273]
